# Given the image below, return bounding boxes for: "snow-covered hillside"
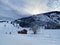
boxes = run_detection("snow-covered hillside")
[0,21,60,45]
[0,21,28,34]
[15,11,60,29]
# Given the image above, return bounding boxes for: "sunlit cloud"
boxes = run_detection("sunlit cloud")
[1,0,60,15]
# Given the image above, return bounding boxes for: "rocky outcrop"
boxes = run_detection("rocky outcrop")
[18,29,27,34]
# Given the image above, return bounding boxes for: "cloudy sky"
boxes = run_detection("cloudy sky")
[1,0,60,15]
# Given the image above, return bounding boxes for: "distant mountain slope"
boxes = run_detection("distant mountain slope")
[14,11,60,29]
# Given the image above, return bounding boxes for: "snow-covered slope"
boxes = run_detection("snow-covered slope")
[0,22,60,45]
[0,22,27,34]
[16,11,60,29]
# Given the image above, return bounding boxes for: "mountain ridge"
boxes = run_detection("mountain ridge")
[12,11,60,29]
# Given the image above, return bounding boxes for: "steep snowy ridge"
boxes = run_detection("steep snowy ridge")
[14,11,60,29]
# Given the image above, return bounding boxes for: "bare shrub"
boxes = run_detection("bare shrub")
[30,22,40,34]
